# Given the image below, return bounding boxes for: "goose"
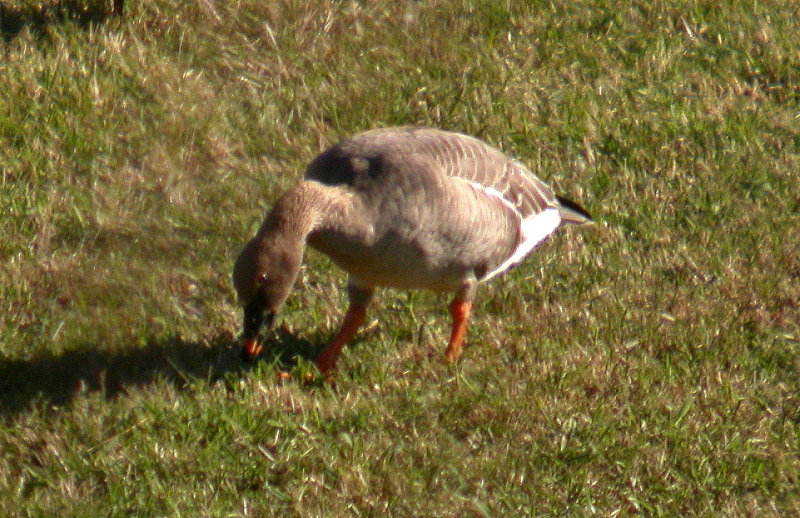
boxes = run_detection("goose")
[232,127,591,374]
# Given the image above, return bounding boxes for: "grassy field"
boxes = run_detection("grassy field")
[1,0,799,515]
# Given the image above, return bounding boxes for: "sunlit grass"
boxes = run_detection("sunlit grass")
[1,0,798,515]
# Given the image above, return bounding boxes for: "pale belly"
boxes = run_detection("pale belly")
[308,231,471,292]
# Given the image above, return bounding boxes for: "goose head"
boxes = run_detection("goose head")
[232,232,303,358]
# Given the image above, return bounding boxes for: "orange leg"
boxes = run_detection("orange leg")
[444,299,472,363]
[315,304,367,374]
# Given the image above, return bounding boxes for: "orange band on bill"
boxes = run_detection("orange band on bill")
[242,337,264,358]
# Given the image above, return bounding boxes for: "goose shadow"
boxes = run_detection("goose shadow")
[1,0,125,41]
[0,327,317,418]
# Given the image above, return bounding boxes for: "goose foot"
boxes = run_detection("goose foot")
[444,299,472,363]
[314,304,367,374]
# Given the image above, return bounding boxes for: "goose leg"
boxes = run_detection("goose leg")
[444,283,476,363]
[315,283,374,374]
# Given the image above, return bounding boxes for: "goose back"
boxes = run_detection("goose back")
[306,127,558,220]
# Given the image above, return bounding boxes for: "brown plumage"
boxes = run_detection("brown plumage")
[232,127,591,373]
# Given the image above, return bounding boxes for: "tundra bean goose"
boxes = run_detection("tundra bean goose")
[232,127,591,374]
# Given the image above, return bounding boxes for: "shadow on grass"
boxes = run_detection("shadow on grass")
[1,0,124,41]
[0,327,318,418]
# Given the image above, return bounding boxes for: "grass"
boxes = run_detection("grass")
[1,0,799,515]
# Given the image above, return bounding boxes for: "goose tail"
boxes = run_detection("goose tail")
[556,196,592,225]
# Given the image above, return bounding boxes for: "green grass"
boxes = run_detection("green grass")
[1,0,799,515]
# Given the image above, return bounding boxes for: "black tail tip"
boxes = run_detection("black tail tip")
[556,196,593,222]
